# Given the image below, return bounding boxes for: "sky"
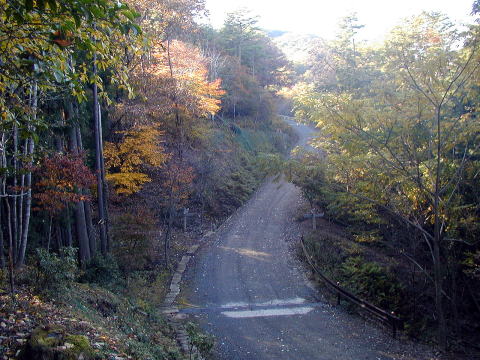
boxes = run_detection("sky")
[203,0,476,42]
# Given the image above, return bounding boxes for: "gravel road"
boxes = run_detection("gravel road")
[182,120,436,360]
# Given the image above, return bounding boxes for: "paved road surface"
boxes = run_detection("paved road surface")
[182,120,434,360]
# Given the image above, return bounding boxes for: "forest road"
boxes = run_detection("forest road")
[182,119,434,360]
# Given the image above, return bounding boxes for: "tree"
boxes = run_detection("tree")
[104,125,168,195]
[33,152,95,265]
[0,0,142,270]
[219,10,290,88]
[220,9,260,64]
[119,39,223,154]
[307,13,376,93]
[293,12,480,349]
[159,160,195,269]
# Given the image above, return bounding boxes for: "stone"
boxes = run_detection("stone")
[18,326,94,360]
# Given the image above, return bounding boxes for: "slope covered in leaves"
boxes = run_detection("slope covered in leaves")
[0,283,181,359]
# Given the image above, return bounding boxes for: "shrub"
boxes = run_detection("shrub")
[186,322,214,358]
[111,210,157,273]
[125,271,169,308]
[80,254,122,287]
[35,247,78,296]
[305,234,345,279]
[340,256,404,312]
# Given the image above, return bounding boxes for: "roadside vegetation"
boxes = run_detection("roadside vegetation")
[287,6,480,354]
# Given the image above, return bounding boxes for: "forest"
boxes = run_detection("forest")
[0,1,295,358]
[0,0,479,359]
[289,6,480,355]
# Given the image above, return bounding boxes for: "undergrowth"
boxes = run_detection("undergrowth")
[304,233,406,318]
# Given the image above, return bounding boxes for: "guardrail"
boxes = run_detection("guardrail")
[300,235,404,338]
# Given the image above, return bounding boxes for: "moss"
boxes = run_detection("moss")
[64,334,93,358]
[20,326,93,360]
[29,326,64,348]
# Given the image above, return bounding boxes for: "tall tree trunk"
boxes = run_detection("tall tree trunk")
[75,125,96,255]
[93,55,108,255]
[5,196,15,301]
[46,216,52,252]
[84,202,95,255]
[0,204,5,269]
[63,206,73,249]
[1,133,14,299]
[75,201,90,266]
[65,216,73,248]
[433,106,447,351]
[164,205,174,270]
[17,139,28,259]
[68,121,91,266]
[0,135,6,270]
[163,182,175,270]
[12,124,18,265]
[167,39,184,158]
[97,106,110,252]
[450,261,460,337]
[17,82,37,267]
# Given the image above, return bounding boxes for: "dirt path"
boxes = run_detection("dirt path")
[182,120,436,360]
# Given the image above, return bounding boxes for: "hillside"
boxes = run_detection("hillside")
[271,31,321,63]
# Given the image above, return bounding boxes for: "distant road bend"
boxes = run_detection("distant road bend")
[183,118,434,360]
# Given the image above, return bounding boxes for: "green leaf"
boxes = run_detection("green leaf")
[90,6,105,19]
[62,20,76,32]
[129,24,140,36]
[53,70,63,83]
[13,11,25,23]
[31,132,40,144]
[122,10,135,21]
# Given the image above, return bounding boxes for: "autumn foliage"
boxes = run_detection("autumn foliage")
[161,161,195,206]
[152,40,224,116]
[120,40,224,124]
[104,125,168,195]
[33,153,96,214]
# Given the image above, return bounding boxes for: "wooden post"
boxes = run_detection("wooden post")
[303,212,324,229]
[183,208,189,233]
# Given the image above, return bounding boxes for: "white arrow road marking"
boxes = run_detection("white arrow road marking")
[221,306,314,318]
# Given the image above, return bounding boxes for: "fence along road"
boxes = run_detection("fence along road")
[182,119,434,360]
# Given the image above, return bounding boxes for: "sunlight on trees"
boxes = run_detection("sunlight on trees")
[293,11,480,349]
